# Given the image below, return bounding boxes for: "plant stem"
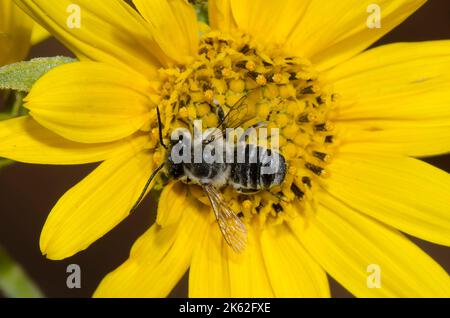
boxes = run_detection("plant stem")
[0,246,44,298]
[11,91,25,117]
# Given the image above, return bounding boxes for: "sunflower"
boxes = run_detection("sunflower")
[0,0,48,66]
[1,0,449,297]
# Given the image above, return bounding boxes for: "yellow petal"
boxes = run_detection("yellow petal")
[133,0,198,65]
[260,224,330,297]
[14,0,166,76]
[40,149,155,260]
[226,222,274,297]
[328,41,450,119]
[0,116,146,164]
[0,0,33,65]
[189,221,231,298]
[291,192,450,297]
[325,151,450,246]
[156,181,188,227]
[25,61,153,144]
[327,41,450,157]
[288,0,426,71]
[337,120,450,158]
[230,0,310,46]
[209,0,237,33]
[30,22,50,45]
[94,199,209,298]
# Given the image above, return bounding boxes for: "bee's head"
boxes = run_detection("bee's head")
[166,155,184,179]
[166,129,191,179]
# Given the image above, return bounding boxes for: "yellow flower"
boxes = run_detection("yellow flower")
[0,0,48,66]
[0,0,449,297]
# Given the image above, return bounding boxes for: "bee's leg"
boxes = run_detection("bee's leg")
[239,122,269,143]
[245,122,268,133]
[236,188,260,195]
[275,193,290,203]
[265,189,290,203]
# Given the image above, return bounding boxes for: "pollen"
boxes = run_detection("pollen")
[242,200,253,214]
[245,60,256,71]
[178,106,189,119]
[204,89,215,101]
[156,31,337,226]
[229,79,246,93]
[205,113,219,128]
[256,74,267,86]
[272,73,284,84]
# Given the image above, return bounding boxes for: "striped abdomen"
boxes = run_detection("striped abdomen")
[229,144,286,193]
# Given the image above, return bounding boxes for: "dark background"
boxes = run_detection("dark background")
[0,1,449,298]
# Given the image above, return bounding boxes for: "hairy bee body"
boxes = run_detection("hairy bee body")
[167,143,287,193]
[133,101,286,253]
[229,144,286,193]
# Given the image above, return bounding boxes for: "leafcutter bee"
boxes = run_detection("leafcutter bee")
[132,96,286,253]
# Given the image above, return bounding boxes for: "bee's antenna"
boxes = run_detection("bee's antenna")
[157,106,168,150]
[130,107,169,212]
[131,162,165,212]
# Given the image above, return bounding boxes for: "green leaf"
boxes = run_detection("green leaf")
[0,159,14,170]
[0,91,27,120]
[0,246,44,298]
[0,56,76,92]
[150,189,162,202]
[191,0,209,24]
[11,91,26,117]
[0,114,12,121]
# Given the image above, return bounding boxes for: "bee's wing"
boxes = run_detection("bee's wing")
[203,127,225,145]
[203,184,247,253]
[221,96,251,130]
[203,97,251,144]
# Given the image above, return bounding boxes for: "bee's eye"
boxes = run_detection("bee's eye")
[169,163,184,179]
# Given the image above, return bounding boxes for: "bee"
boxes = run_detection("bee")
[132,97,287,253]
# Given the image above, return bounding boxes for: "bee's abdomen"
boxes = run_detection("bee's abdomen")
[229,144,286,192]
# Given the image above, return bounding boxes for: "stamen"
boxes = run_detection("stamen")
[314,123,328,131]
[296,113,310,123]
[272,203,284,213]
[313,151,329,162]
[302,177,312,188]
[305,163,325,176]
[245,61,256,72]
[290,184,305,198]
[240,44,250,54]
[256,74,267,86]
[325,135,334,143]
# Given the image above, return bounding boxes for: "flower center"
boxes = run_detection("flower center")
[154,31,337,226]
